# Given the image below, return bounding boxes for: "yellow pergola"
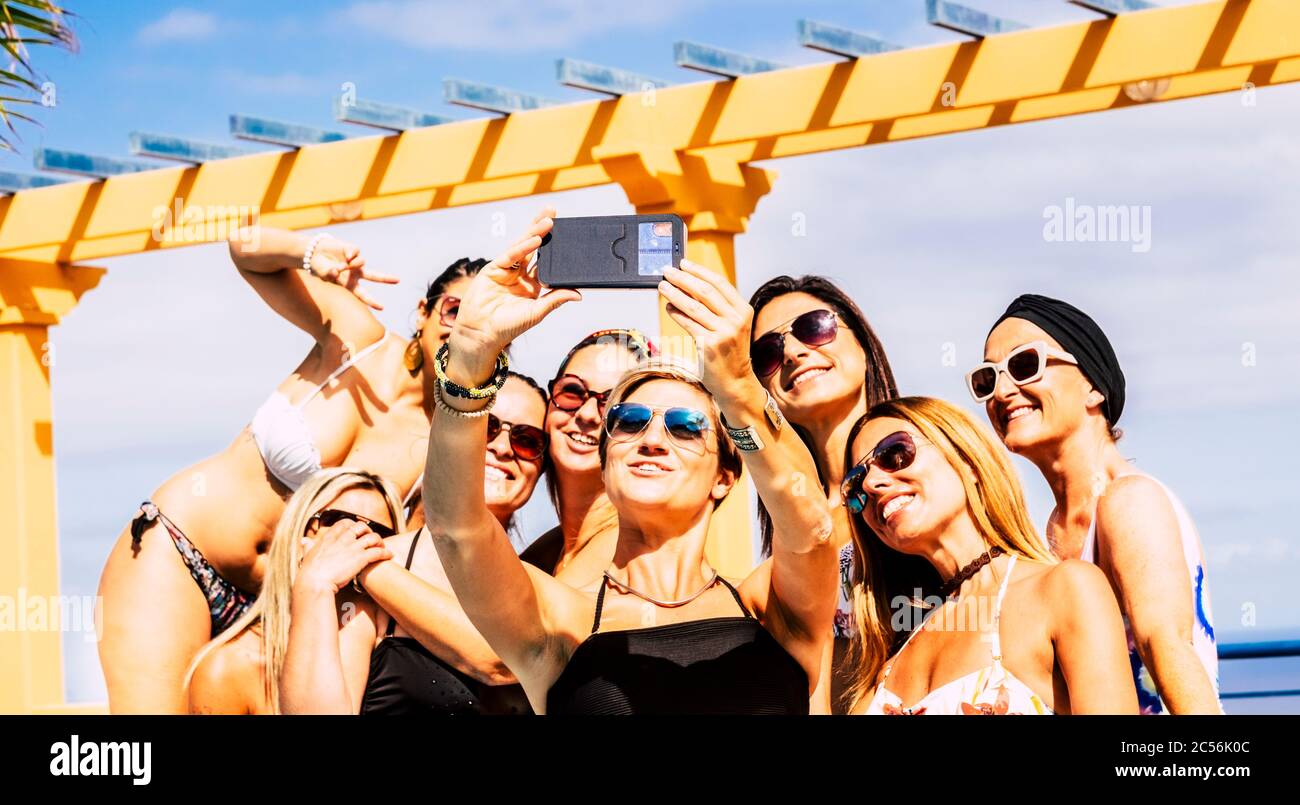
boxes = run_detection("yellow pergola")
[3,0,1298,713]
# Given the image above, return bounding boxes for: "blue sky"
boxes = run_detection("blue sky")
[9,1,1296,710]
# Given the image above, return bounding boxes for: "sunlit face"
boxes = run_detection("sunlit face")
[417,275,473,356]
[485,376,548,523]
[304,486,395,548]
[751,292,867,423]
[848,417,969,557]
[982,318,1098,455]
[602,379,731,518]
[546,342,640,480]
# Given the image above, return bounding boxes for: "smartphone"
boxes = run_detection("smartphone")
[536,214,686,289]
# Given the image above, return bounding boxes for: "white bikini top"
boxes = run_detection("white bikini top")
[864,555,1054,715]
[249,333,396,491]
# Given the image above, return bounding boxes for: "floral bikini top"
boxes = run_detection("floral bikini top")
[863,555,1053,716]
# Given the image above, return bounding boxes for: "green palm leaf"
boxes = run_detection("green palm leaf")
[0,0,77,150]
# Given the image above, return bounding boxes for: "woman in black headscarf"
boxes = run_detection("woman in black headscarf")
[971,294,1222,714]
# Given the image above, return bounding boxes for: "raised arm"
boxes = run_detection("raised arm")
[659,260,838,654]
[279,519,390,714]
[228,226,397,348]
[1049,559,1139,714]
[423,209,588,699]
[1095,475,1222,714]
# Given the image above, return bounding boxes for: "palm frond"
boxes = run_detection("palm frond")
[0,0,77,150]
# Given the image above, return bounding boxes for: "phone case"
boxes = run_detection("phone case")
[536,214,685,289]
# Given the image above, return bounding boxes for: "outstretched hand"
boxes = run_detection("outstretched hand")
[447,207,582,378]
[659,259,757,400]
[307,234,399,311]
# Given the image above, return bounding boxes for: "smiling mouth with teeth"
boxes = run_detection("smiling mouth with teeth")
[880,494,915,521]
[629,462,673,474]
[1004,406,1037,428]
[786,366,830,391]
[484,465,513,481]
[565,431,599,448]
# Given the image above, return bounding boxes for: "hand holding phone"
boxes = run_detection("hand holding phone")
[536,214,686,289]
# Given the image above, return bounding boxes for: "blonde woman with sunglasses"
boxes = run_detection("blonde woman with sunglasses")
[422,209,837,713]
[841,397,1137,715]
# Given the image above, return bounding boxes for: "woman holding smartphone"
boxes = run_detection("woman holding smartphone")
[973,294,1221,714]
[424,209,837,713]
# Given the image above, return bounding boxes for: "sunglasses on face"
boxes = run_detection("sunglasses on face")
[432,295,459,327]
[840,431,927,515]
[486,413,548,462]
[966,341,1078,403]
[548,374,613,414]
[605,403,713,455]
[750,309,841,379]
[309,508,397,539]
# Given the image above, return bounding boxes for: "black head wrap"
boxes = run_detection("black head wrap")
[990,294,1125,425]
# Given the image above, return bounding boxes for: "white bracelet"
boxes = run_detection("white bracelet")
[301,233,328,276]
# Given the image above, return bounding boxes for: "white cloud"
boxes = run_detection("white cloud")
[215,68,325,96]
[137,9,217,45]
[336,0,690,51]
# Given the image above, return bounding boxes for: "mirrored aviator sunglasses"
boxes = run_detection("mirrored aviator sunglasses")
[604,403,712,453]
[840,431,920,514]
[750,309,840,378]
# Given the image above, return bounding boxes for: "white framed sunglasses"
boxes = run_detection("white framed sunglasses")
[966,341,1078,402]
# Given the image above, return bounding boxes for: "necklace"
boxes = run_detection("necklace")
[938,546,1005,599]
[603,566,720,608]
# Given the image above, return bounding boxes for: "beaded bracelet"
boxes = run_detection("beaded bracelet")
[434,379,497,418]
[433,342,509,400]
[301,233,328,276]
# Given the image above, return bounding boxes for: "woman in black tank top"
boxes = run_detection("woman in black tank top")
[421,212,839,715]
[278,373,551,714]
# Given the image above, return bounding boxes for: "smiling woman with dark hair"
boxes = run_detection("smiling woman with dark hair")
[421,209,838,714]
[976,294,1222,714]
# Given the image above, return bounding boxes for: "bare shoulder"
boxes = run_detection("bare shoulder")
[1039,559,1113,620]
[1096,475,1176,531]
[189,633,263,714]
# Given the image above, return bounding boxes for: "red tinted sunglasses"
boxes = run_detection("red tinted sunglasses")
[436,295,459,327]
[486,413,547,462]
[751,309,840,378]
[548,374,613,414]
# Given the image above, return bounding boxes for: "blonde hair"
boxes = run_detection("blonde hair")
[596,358,743,504]
[843,396,1056,712]
[184,468,403,714]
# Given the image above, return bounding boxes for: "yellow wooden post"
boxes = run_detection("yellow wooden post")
[0,260,104,714]
[597,147,775,578]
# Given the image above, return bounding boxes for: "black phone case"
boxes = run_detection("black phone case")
[536,214,685,289]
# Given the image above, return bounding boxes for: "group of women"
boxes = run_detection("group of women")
[96,208,1223,715]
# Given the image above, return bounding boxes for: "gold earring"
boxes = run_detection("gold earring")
[404,331,424,375]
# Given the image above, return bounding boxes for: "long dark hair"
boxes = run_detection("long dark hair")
[748,275,898,557]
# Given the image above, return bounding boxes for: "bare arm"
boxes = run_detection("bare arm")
[279,520,389,714]
[424,209,587,700]
[187,645,257,715]
[659,260,837,652]
[228,226,395,348]
[357,547,517,686]
[1050,559,1139,714]
[1096,476,1221,714]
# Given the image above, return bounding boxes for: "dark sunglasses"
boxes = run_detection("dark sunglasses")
[750,309,840,379]
[309,508,397,538]
[548,374,613,414]
[605,403,712,454]
[840,431,926,515]
[965,341,1078,403]
[436,295,460,327]
[486,413,548,462]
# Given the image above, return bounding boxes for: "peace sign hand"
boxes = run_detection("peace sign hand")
[306,234,399,311]
[447,207,582,383]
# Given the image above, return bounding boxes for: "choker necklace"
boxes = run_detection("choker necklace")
[603,567,720,608]
[939,546,1005,599]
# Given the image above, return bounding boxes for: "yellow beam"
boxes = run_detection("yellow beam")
[0,0,1294,264]
[0,261,104,714]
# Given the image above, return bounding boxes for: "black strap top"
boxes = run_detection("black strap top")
[545,574,809,715]
[359,531,529,715]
